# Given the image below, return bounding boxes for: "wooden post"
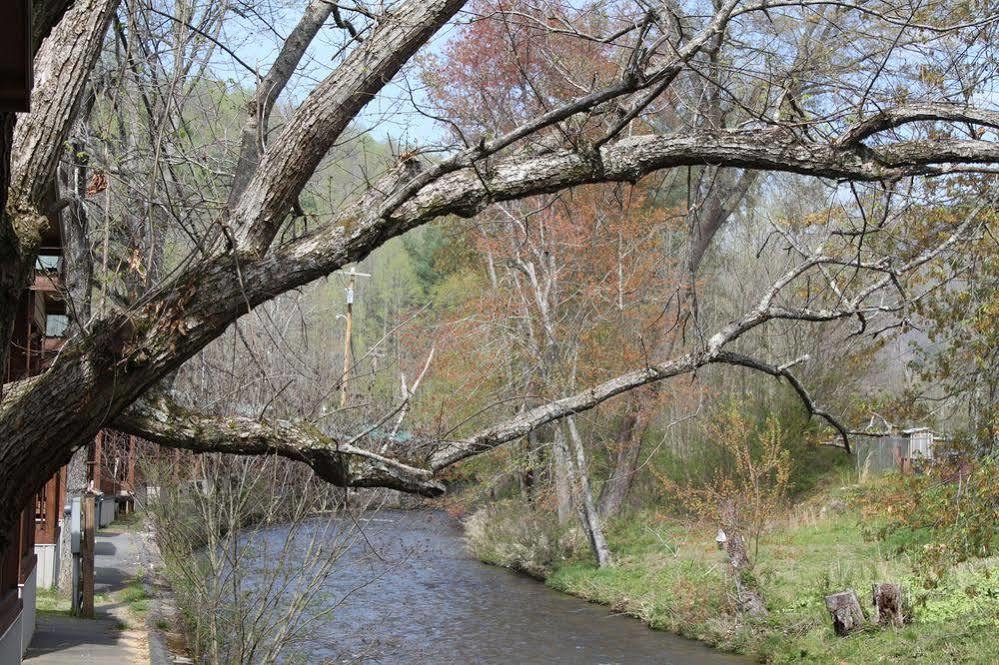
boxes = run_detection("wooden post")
[872,583,905,627]
[92,431,104,492]
[126,435,137,490]
[825,590,865,635]
[81,494,95,618]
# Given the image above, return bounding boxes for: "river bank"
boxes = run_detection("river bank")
[467,493,999,664]
[145,477,997,664]
[156,507,749,664]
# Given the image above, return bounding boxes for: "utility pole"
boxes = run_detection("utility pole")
[339,267,370,409]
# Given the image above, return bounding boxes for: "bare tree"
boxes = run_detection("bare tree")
[146,453,367,663]
[2,0,999,549]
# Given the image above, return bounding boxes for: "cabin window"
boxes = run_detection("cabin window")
[35,255,62,272]
[46,314,69,338]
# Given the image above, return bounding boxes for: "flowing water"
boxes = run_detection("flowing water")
[255,510,748,664]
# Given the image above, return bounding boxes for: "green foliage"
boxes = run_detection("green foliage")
[852,458,999,587]
[649,386,851,506]
[121,575,151,616]
[660,402,791,574]
[531,506,999,664]
[913,207,998,454]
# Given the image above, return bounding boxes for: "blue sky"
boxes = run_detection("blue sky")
[207,2,464,146]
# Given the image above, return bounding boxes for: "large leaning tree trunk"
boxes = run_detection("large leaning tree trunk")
[1,0,998,547]
[0,0,77,380]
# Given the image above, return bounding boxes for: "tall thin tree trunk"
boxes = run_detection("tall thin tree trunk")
[552,427,574,525]
[566,417,612,567]
[520,430,537,500]
[55,144,94,593]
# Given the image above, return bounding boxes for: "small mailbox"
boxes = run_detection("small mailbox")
[0,1,32,112]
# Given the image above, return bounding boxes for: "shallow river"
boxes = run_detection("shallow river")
[257,510,748,664]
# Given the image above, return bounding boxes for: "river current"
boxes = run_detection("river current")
[252,509,748,664]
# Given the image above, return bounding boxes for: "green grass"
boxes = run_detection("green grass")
[35,587,115,617]
[119,575,151,616]
[35,588,72,616]
[540,508,999,664]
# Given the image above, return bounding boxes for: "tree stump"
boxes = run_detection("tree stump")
[872,583,905,627]
[825,590,865,635]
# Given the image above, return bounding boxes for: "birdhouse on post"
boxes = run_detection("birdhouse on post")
[0,0,32,112]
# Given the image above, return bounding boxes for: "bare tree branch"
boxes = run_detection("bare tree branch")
[713,351,852,452]
[838,103,999,146]
[227,0,336,205]
[230,0,468,256]
[10,0,119,212]
[116,393,445,496]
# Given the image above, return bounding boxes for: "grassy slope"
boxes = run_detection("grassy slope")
[542,505,998,664]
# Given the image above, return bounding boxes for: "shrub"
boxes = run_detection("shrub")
[852,457,999,587]
[465,500,579,577]
[660,404,791,565]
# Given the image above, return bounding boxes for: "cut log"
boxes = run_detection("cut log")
[825,590,865,635]
[872,583,905,627]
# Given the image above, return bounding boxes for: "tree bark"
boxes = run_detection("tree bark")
[825,590,866,635]
[226,0,335,207]
[872,583,905,627]
[566,417,612,567]
[10,0,119,209]
[57,449,87,593]
[721,499,767,616]
[552,427,574,525]
[54,137,94,593]
[598,409,649,519]
[229,0,468,256]
[0,113,20,384]
[31,0,77,56]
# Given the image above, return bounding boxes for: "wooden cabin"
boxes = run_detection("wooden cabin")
[0,216,68,660]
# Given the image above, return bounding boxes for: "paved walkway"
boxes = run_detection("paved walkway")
[24,528,151,665]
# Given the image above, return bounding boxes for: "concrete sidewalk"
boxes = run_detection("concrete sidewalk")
[24,528,150,665]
